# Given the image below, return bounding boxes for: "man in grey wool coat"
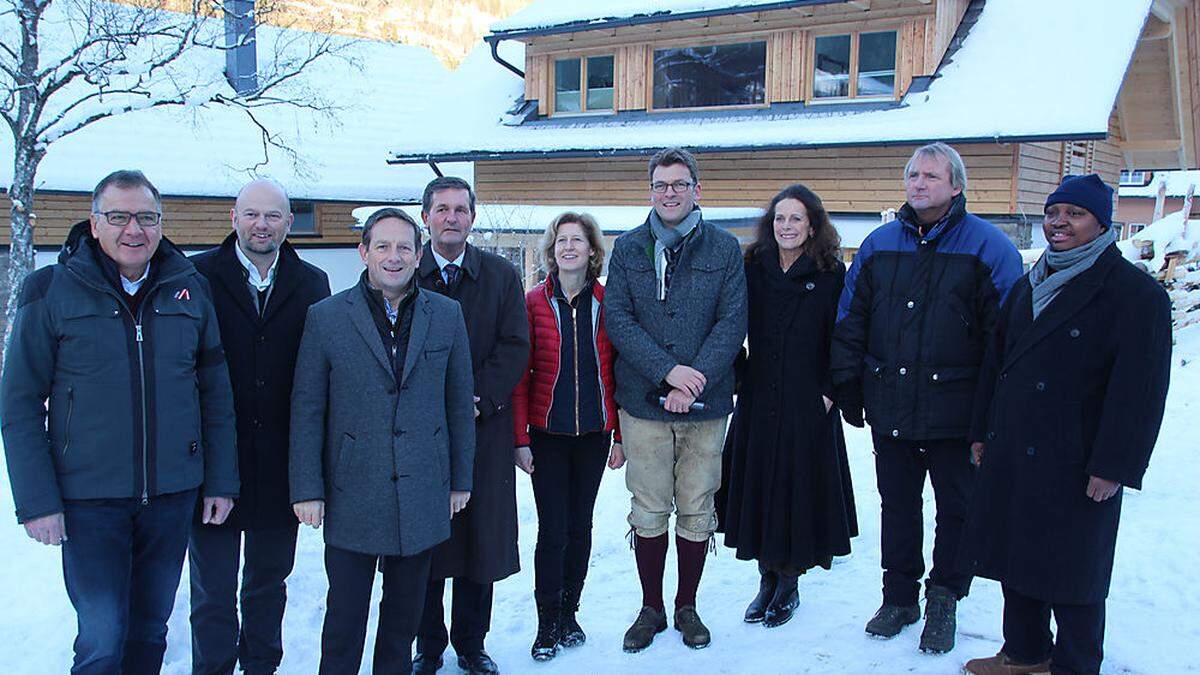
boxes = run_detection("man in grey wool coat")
[289,207,476,675]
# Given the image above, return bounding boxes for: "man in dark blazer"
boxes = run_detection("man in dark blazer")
[290,207,476,675]
[187,178,331,675]
[414,177,530,675]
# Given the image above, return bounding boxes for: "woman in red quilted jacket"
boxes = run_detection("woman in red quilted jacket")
[512,211,624,662]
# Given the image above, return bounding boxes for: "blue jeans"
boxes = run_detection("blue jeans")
[61,488,198,675]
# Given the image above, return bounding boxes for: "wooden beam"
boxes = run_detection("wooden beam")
[1117,138,1185,151]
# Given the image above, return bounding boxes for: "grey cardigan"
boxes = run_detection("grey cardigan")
[603,214,747,421]
[289,285,476,557]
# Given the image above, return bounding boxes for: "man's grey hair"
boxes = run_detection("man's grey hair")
[362,207,423,249]
[91,169,162,212]
[236,177,292,215]
[904,142,968,191]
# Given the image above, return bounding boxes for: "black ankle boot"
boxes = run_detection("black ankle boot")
[559,587,585,647]
[763,572,799,628]
[531,600,560,661]
[744,565,778,623]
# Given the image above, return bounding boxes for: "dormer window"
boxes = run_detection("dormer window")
[554,55,615,114]
[812,30,898,100]
[651,41,767,110]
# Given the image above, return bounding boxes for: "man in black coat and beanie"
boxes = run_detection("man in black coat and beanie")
[413,177,530,675]
[188,178,330,674]
[962,175,1172,675]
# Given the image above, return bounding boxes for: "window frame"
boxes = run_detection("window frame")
[549,51,617,117]
[807,26,901,103]
[645,35,771,113]
[289,200,320,237]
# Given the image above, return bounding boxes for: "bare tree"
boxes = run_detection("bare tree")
[1,0,345,360]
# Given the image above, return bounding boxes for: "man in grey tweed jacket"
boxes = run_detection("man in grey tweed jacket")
[289,209,476,674]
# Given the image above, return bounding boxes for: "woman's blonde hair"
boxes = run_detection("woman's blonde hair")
[540,211,606,279]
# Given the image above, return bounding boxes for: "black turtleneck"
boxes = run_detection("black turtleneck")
[360,271,418,382]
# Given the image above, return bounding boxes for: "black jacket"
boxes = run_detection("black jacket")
[961,245,1172,604]
[830,196,1024,440]
[190,233,330,530]
[416,242,530,583]
[717,253,857,569]
[2,222,238,523]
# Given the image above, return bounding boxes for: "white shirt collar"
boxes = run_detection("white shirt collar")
[430,246,465,271]
[234,241,279,292]
[120,264,151,296]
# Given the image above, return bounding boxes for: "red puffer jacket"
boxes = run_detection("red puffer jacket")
[512,276,621,446]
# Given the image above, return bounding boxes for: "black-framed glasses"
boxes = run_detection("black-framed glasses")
[96,210,162,227]
[650,180,695,194]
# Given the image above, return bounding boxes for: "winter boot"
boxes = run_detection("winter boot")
[531,600,560,661]
[918,584,958,654]
[864,603,921,638]
[963,651,1052,674]
[559,587,586,647]
[622,606,667,653]
[744,565,778,623]
[762,572,799,628]
[673,605,712,649]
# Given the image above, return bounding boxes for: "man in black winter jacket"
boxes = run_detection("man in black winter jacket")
[187,178,331,674]
[1,169,238,672]
[830,143,1022,654]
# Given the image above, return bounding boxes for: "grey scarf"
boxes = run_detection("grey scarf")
[649,208,701,300]
[1028,227,1117,319]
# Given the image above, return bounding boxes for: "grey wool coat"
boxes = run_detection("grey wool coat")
[289,284,476,557]
[603,211,748,421]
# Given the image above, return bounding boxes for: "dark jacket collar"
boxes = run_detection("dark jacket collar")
[210,231,305,321]
[897,193,968,241]
[417,241,481,282]
[60,219,193,295]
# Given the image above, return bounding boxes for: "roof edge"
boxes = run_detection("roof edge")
[387,132,1109,165]
[486,0,843,42]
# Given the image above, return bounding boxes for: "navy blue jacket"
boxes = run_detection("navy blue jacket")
[830,195,1023,440]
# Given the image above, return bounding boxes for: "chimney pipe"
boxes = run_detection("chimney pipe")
[224,0,258,96]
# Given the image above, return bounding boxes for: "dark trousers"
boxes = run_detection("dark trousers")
[320,545,433,675]
[1002,586,1105,675]
[416,576,494,656]
[61,488,198,675]
[188,522,298,674]
[872,433,974,606]
[529,429,609,606]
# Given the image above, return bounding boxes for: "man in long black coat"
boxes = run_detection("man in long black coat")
[188,179,330,674]
[963,175,1172,675]
[413,177,530,675]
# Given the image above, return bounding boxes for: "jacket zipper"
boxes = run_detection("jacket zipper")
[572,304,580,435]
[134,314,149,505]
[592,303,607,431]
[62,387,75,457]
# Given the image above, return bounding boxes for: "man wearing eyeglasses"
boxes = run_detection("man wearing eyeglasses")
[187,179,330,674]
[1,169,239,672]
[603,147,747,653]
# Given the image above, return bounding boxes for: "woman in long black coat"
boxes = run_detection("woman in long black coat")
[717,184,858,629]
[962,175,1172,675]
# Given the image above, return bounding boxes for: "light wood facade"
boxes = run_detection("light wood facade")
[522,0,970,116]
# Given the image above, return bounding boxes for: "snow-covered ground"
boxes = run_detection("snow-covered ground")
[2,327,1198,674]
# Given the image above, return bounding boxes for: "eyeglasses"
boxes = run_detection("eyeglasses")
[96,211,162,228]
[650,180,695,194]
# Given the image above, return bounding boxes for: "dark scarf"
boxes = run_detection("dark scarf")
[359,271,418,381]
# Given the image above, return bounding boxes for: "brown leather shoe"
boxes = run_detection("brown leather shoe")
[963,651,1051,674]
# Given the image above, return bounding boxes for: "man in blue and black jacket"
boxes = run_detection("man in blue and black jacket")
[831,142,1022,655]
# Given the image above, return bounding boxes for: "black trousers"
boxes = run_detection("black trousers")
[529,429,609,606]
[416,576,493,656]
[320,545,433,675]
[1001,585,1105,675]
[188,523,298,675]
[872,432,974,606]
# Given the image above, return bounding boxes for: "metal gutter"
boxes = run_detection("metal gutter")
[486,0,844,42]
[387,132,1109,165]
[489,38,524,78]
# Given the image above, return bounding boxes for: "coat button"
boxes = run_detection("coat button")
[899,367,908,376]
[1036,382,1046,391]
[391,474,399,482]
[805,281,815,290]
[987,431,997,440]
[1000,372,1008,380]
[257,335,266,344]
[251,419,261,428]
[388,387,397,395]
[1026,446,1036,456]
[394,429,404,437]
[891,429,900,437]
[931,373,939,381]
[665,343,675,350]
[667,310,676,318]
[255,378,265,388]
[1070,328,1080,338]
[906,300,915,309]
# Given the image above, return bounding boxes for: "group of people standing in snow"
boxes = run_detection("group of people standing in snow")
[1,141,1171,675]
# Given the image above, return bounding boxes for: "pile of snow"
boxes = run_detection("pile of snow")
[1117,210,1200,275]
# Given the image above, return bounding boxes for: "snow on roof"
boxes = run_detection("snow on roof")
[1120,170,1200,199]
[491,0,816,35]
[394,0,1151,162]
[0,5,461,203]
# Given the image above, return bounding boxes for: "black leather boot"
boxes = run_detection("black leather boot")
[744,565,778,623]
[531,600,560,661]
[559,587,585,647]
[763,572,799,628]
